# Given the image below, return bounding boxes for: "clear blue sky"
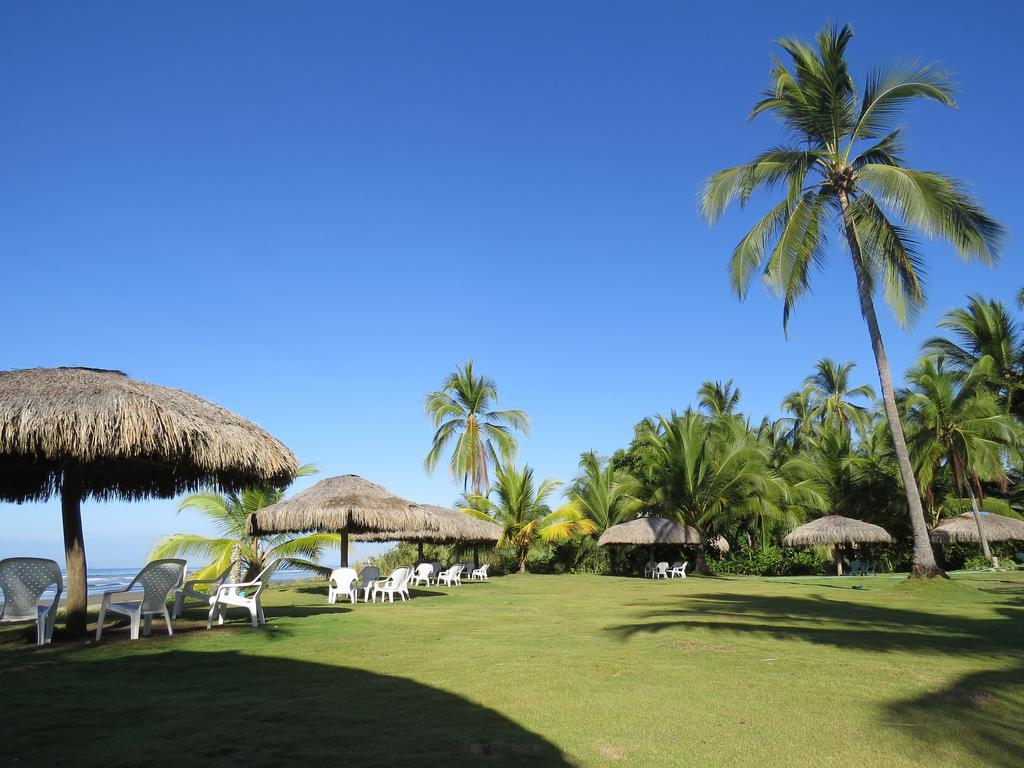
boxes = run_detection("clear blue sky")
[1,2,1018,567]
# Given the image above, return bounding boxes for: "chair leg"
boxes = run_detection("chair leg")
[96,599,109,641]
[143,614,153,637]
[163,606,174,636]
[249,603,259,627]
[173,592,184,619]
[130,613,140,641]
[257,600,265,625]
[207,601,218,630]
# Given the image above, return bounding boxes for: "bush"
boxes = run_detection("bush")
[708,545,827,577]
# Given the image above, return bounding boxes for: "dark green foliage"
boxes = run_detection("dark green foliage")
[708,545,826,576]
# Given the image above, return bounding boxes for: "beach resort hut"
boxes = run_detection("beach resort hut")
[929,511,1024,559]
[0,367,297,635]
[598,517,703,573]
[246,475,442,567]
[351,505,502,568]
[783,515,893,575]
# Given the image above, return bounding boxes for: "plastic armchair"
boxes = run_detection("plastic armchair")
[370,567,412,603]
[436,564,462,587]
[355,567,381,602]
[207,559,279,628]
[328,567,358,604]
[643,560,656,578]
[410,563,434,587]
[470,563,490,581]
[652,562,669,580]
[174,559,239,618]
[669,561,688,579]
[96,559,186,641]
[0,557,63,645]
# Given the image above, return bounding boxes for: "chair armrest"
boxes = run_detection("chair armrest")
[100,588,141,601]
[183,578,221,588]
[216,579,264,597]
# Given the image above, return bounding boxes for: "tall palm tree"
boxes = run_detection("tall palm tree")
[700,24,1004,577]
[804,359,876,434]
[902,359,1024,566]
[569,451,638,532]
[424,359,530,495]
[778,387,817,452]
[923,295,1024,417]
[151,464,335,582]
[461,463,595,573]
[697,379,741,417]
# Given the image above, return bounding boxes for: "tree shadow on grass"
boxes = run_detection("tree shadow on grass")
[1,649,574,767]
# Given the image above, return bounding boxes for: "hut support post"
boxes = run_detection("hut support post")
[473,544,479,569]
[417,541,425,563]
[60,465,87,636]
[340,532,349,568]
[964,479,996,568]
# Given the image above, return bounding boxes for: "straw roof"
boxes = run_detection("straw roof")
[0,367,298,502]
[783,515,893,547]
[246,474,441,536]
[597,517,703,546]
[929,511,1024,544]
[350,505,502,544]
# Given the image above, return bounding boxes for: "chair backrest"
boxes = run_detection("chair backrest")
[429,561,441,576]
[654,562,668,575]
[415,563,433,578]
[670,561,683,569]
[129,559,186,612]
[0,558,63,622]
[476,563,490,574]
[387,566,410,587]
[450,564,463,576]
[330,567,358,589]
[359,566,380,584]
[214,558,240,585]
[252,559,281,585]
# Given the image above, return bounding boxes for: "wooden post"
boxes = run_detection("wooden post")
[340,532,349,567]
[473,544,479,569]
[417,541,424,562]
[61,464,88,636]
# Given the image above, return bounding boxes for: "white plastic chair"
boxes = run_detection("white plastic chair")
[0,557,63,645]
[355,567,380,603]
[207,559,279,628]
[410,563,434,587]
[96,559,186,641]
[436,564,462,587]
[328,567,358,604]
[652,562,669,580]
[670,561,689,579]
[643,560,656,578]
[173,559,239,618]
[370,567,412,603]
[429,561,442,579]
[470,563,490,581]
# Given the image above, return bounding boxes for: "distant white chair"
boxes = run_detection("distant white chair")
[96,559,186,641]
[470,563,490,581]
[0,557,63,646]
[652,562,669,580]
[670,561,689,579]
[643,560,656,578]
[370,566,412,603]
[410,563,434,587]
[207,559,279,628]
[328,567,359,604]
[436,564,462,587]
[173,559,239,618]
[355,567,380,602]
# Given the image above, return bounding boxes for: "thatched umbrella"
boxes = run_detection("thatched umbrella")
[598,517,703,572]
[783,515,892,575]
[246,475,443,567]
[351,505,501,567]
[0,367,297,634]
[930,511,1024,546]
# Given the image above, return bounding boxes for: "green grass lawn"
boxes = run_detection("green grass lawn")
[2,571,1022,767]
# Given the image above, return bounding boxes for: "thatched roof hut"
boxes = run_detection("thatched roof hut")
[782,515,893,547]
[597,517,703,547]
[246,475,446,566]
[929,511,1024,544]
[0,366,297,634]
[350,505,501,545]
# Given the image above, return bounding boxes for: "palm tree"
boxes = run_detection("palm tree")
[778,387,816,452]
[151,464,335,582]
[902,359,1024,567]
[697,379,741,417]
[923,295,1024,417]
[461,463,595,573]
[804,359,876,434]
[700,24,1004,577]
[424,359,530,495]
[569,451,638,532]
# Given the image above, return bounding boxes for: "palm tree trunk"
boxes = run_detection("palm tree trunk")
[964,473,995,567]
[340,533,349,567]
[838,190,943,578]
[60,463,88,636]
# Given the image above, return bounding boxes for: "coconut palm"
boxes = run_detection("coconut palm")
[424,359,530,495]
[778,387,817,452]
[901,359,1024,566]
[697,379,742,417]
[461,463,595,573]
[805,359,876,434]
[151,464,335,582]
[700,23,1004,577]
[923,295,1024,416]
[569,451,638,532]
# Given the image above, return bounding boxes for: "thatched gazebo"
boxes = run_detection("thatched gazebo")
[0,367,298,634]
[598,517,703,572]
[246,475,443,567]
[783,515,893,575]
[351,505,501,568]
[930,511,1024,545]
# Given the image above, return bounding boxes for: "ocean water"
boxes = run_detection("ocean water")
[34,566,317,600]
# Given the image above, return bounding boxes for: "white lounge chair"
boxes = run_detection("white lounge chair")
[355,567,380,602]
[670,561,689,579]
[328,567,359,604]
[470,563,490,581]
[436,564,462,587]
[410,563,434,587]
[207,560,279,628]
[96,559,186,641]
[370,567,412,603]
[0,557,63,645]
[173,559,239,618]
[652,562,669,580]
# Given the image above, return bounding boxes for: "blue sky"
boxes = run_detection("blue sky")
[1,2,1018,567]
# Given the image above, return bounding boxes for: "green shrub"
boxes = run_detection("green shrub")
[708,545,827,577]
